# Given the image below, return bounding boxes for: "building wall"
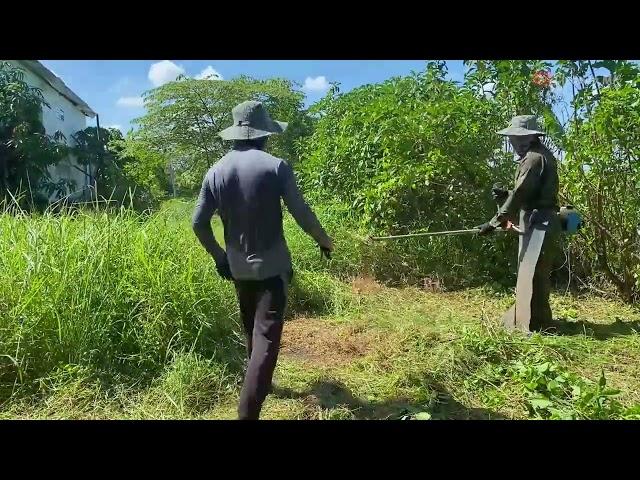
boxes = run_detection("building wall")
[7,61,89,198]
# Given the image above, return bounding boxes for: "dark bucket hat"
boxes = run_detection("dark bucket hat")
[497,115,545,136]
[218,100,288,141]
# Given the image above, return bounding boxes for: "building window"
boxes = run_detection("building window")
[56,107,64,122]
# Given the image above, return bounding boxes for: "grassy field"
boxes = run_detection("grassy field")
[2,200,640,420]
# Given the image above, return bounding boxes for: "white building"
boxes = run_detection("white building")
[6,60,97,200]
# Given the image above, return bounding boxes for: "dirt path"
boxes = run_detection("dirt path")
[281,317,376,366]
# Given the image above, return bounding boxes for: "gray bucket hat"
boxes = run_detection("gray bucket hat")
[497,115,545,136]
[218,100,288,141]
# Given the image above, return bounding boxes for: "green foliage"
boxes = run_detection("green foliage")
[301,63,505,232]
[299,62,520,287]
[71,127,157,210]
[512,362,624,420]
[3,200,640,419]
[72,126,122,192]
[558,61,640,301]
[298,59,640,298]
[114,134,173,200]
[464,60,563,150]
[148,352,238,415]
[0,201,351,402]
[0,61,69,208]
[464,60,558,115]
[131,75,310,193]
[459,325,638,420]
[0,204,240,400]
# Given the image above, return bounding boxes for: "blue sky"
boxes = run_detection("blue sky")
[40,59,611,133]
[40,60,466,132]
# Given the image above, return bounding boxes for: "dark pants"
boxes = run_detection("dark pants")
[234,274,288,420]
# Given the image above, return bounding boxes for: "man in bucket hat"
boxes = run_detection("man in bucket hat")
[192,100,334,419]
[476,115,560,333]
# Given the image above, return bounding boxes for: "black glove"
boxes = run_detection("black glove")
[215,257,234,281]
[491,183,509,203]
[320,246,332,260]
[476,222,496,236]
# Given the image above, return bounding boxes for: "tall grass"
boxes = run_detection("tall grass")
[2,199,640,419]
[0,196,525,402]
[0,199,360,404]
[1,201,236,401]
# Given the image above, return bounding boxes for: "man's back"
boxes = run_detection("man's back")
[194,145,330,281]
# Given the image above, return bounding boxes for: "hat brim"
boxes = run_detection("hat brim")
[218,120,288,141]
[497,126,545,136]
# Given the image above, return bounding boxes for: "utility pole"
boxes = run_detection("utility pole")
[92,114,100,201]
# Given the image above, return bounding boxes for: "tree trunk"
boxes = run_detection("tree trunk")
[594,183,631,301]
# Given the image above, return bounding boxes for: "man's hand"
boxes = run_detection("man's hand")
[476,222,496,236]
[215,256,234,281]
[319,237,334,260]
[321,237,334,252]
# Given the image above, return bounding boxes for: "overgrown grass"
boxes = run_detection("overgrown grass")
[2,199,639,420]
[0,199,350,407]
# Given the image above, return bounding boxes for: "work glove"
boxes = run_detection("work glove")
[319,237,334,260]
[215,256,234,281]
[491,183,509,204]
[320,246,332,260]
[476,222,496,236]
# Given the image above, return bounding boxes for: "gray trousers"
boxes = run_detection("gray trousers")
[503,209,560,332]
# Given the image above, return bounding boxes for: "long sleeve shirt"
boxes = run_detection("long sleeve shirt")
[490,143,559,227]
[192,146,331,281]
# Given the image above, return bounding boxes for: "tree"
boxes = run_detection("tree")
[113,133,172,202]
[72,126,121,196]
[556,60,640,301]
[72,126,159,210]
[131,75,311,193]
[463,60,564,152]
[300,62,509,233]
[0,61,69,208]
[298,62,518,287]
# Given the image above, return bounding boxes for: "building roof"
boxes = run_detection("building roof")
[15,60,96,118]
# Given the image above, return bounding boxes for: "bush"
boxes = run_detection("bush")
[561,76,640,302]
[297,62,522,288]
[300,63,510,233]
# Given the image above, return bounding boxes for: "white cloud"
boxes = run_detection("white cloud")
[195,66,223,80]
[116,96,144,108]
[302,76,330,93]
[106,124,122,131]
[148,60,185,87]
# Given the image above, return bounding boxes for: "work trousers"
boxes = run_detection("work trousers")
[234,273,289,420]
